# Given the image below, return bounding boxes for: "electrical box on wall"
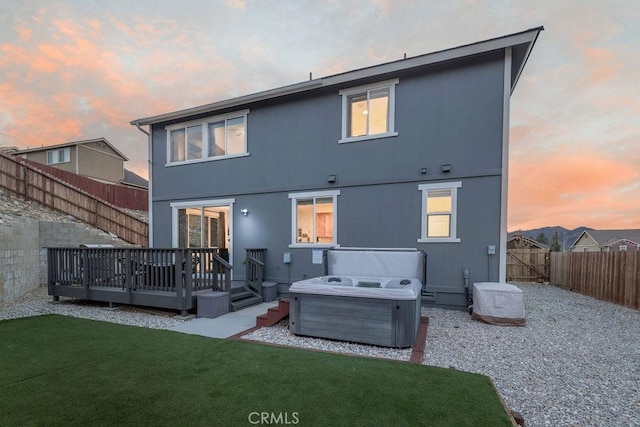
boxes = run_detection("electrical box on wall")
[487,245,496,255]
[283,252,291,264]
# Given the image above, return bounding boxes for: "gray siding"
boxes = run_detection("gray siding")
[149,50,507,307]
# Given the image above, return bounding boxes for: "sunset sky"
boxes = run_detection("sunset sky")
[1,1,638,230]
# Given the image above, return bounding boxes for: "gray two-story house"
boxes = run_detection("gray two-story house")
[131,27,543,308]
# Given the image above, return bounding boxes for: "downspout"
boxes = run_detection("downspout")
[134,123,153,247]
[463,267,472,311]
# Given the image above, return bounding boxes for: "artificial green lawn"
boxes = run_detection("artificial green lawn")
[0,315,511,426]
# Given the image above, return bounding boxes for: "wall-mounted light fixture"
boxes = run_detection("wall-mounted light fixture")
[240,209,249,216]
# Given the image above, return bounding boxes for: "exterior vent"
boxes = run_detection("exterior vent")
[421,291,436,302]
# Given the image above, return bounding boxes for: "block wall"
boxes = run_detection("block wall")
[0,219,40,303]
[0,220,130,303]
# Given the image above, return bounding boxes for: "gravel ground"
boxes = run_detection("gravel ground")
[242,319,413,361]
[422,284,640,426]
[2,283,638,426]
[0,287,182,329]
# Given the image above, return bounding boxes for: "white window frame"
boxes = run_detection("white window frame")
[46,147,71,165]
[288,189,340,248]
[339,79,399,144]
[170,198,235,275]
[418,181,462,243]
[165,109,250,166]
[619,245,627,252]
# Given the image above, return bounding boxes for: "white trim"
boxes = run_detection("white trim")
[499,48,512,283]
[146,126,153,246]
[288,189,340,199]
[289,190,340,247]
[288,243,339,249]
[417,181,462,243]
[165,109,249,165]
[170,198,235,276]
[338,78,399,96]
[46,147,71,165]
[165,152,250,167]
[338,132,398,144]
[164,109,250,131]
[417,238,461,244]
[170,198,236,209]
[339,79,398,143]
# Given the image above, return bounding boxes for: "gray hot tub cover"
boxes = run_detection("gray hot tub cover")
[327,249,424,280]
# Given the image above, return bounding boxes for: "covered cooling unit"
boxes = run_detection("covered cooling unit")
[471,282,525,326]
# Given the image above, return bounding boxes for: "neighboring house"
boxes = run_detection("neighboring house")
[130,27,543,308]
[507,233,549,250]
[10,138,147,189]
[570,229,640,252]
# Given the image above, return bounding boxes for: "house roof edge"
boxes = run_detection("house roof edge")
[130,26,544,127]
[10,138,129,161]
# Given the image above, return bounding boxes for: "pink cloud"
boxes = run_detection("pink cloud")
[582,48,617,84]
[367,48,388,62]
[508,148,639,229]
[16,27,32,41]
[225,0,246,9]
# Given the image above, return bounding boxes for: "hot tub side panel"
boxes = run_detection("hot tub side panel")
[289,293,419,348]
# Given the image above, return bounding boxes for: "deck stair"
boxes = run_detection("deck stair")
[229,282,262,312]
[256,299,290,327]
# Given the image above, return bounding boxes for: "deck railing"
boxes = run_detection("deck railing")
[245,248,267,297]
[47,247,232,315]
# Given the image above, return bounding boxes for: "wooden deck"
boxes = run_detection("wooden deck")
[47,247,235,316]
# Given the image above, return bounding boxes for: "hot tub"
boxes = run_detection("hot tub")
[289,249,425,348]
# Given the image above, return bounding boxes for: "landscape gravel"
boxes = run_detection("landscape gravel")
[422,283,640,427]
[0,287,182,330]
[2,283,638,427]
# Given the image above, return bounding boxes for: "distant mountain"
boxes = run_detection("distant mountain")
[508,226,592,251]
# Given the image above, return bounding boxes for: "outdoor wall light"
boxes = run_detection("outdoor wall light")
[241,209,249,216]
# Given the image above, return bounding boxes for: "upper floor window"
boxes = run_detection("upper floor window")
[47,147,70,165]
[166,110,249,165]
[289,190,340,247]
[339,79,398,144]
[418,182,462,243]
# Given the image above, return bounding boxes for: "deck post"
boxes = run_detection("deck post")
[125,249,133,305]
[82,248,90,300]
[47,248,54,299]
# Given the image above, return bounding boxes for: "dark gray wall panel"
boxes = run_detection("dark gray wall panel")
[149,50,508,308]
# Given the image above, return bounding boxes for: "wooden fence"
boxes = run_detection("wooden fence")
[507,249,550,282]
[550,252,640,309]
[19,157,148,211]
[0,152,148,246]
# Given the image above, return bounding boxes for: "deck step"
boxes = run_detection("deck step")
[230,290,254,301]
[230,295,263,312]
[256,299,290,327]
